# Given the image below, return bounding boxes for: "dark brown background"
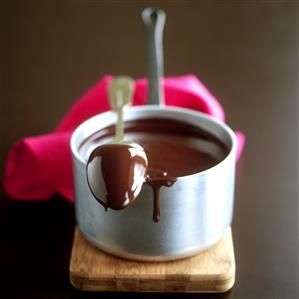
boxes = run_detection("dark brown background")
[0,1,298,298]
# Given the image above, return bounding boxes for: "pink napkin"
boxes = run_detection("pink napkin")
[3,75,245,202]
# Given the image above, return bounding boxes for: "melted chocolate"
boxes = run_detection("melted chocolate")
[145,169,176,222]
[86,143,147,210]
[81,118,229,222]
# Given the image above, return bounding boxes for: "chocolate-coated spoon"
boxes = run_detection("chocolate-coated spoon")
[86,76,148,210]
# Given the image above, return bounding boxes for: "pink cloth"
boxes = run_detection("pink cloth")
[3,75,245,202]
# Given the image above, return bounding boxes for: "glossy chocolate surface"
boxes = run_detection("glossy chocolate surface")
[82,118,229,221]
[86,143,148,210]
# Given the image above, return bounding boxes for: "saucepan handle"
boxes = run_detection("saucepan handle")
[142,7,166,106]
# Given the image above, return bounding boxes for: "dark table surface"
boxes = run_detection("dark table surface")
[1,1,298,298]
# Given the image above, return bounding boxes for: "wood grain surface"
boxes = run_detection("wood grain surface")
[70,228,235,293]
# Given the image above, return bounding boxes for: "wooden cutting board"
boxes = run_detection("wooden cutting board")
[69,227,235,293]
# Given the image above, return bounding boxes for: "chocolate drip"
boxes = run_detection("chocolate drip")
[152,186,160,222]
[145,169,176,222]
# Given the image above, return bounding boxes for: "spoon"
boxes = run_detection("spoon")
[86,76,148,211]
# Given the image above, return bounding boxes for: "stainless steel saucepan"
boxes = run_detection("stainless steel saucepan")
[70,8,237,261]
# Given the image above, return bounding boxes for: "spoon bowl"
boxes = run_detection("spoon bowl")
[86,142,147,210]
